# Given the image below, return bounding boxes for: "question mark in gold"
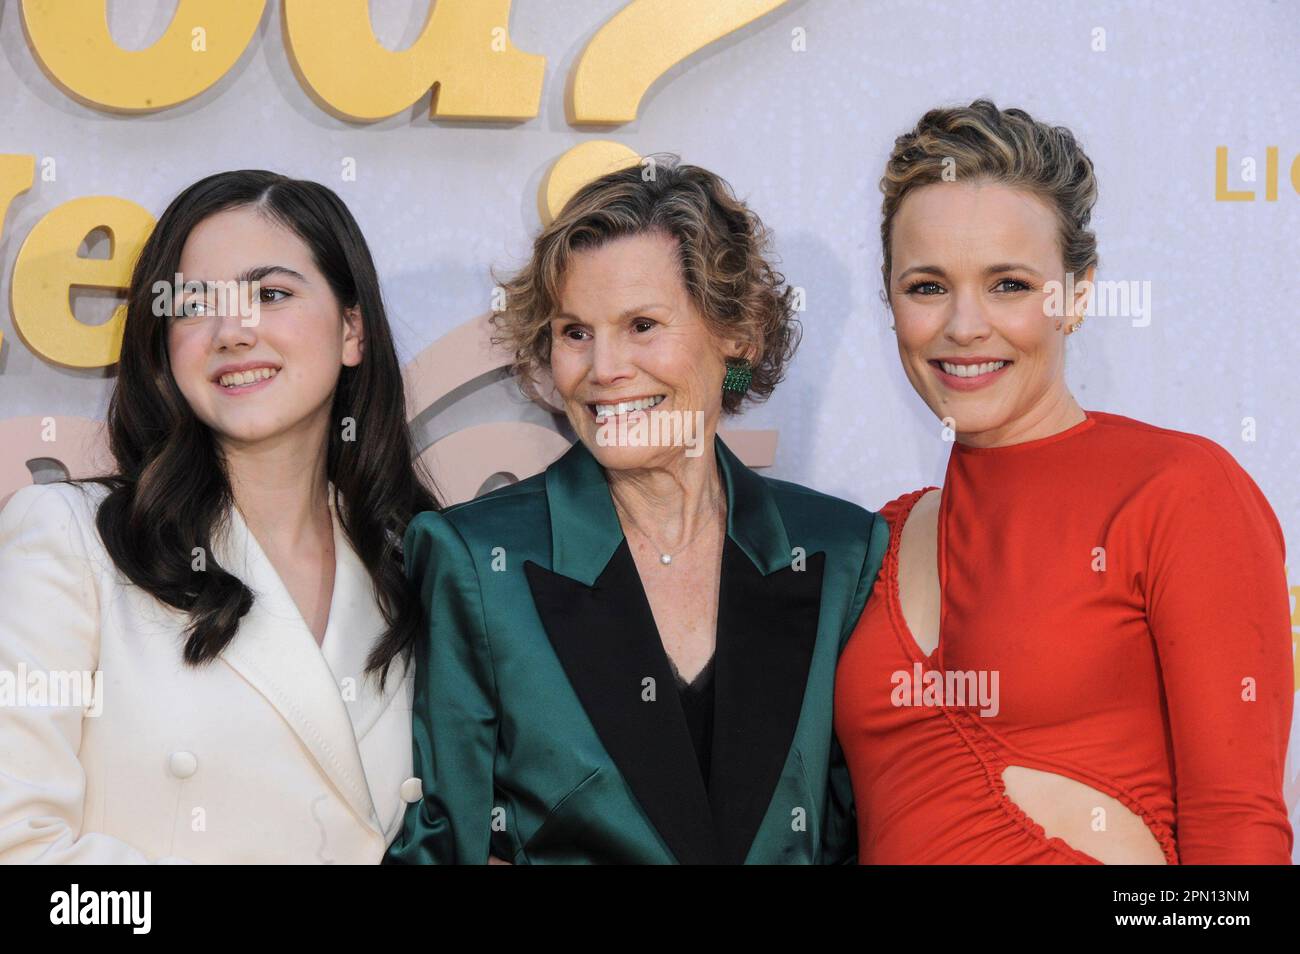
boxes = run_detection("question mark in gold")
[539,0,789,222]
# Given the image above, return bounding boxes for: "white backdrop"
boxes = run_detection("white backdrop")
[1,0,1297,859]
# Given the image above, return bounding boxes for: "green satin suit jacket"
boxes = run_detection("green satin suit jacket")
[384,435,888,864]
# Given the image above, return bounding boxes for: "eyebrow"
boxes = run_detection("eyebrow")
[551,303,668,322]
[895,263,1043,282]
[180,265,308,288]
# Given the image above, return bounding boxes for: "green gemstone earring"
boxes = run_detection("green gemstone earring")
[722,358,753,394]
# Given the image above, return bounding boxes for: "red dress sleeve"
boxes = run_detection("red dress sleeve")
[1143,441,1294,863]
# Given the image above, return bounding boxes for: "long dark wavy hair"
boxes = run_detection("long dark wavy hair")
[82,170,438,686]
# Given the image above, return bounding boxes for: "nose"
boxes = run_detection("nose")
[944,289,993,345]
[210,309,258,351]
[588,331,634,387]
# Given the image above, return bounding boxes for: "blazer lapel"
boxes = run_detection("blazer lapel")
[710,437,826,863]
[525,544,718,865]
[319,489,407,745]
[523,441,716,863]
[524,436,826,865]
[215,485,380,834]
[710,541,825,863]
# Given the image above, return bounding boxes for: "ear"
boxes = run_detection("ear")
[341,305,365,367]
[723,334,759,365]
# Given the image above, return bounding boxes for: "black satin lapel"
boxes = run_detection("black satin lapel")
[524,542,719,865]
[710,541,826,864]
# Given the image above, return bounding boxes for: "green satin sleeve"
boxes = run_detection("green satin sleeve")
[822,509,891,865]
[383,510,498,865]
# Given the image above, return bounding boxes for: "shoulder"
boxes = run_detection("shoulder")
[875,486,939,531]
[402,472,548,563]
[437,471,547,540]
[763,475,875,526]
[760,474,880,550]
[1088,412,1285,552]
[1088,411,1263,494]
[0,480,108,553]
[440,471,548,522]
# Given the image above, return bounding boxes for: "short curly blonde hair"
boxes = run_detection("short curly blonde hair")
[880,99,1099,299]
[491,155,800,414]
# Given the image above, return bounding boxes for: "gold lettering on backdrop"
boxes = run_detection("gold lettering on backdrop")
[21,0,266,112]
[538,141,641,225]
[283,0,544,121]
[11,197,154,368]
[1216,146,1300,201]
[567,0,788,124]
[544,1,788,221]
[0,155,36,353]
[18,0,789,124]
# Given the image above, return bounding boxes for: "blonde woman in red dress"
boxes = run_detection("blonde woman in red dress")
[834,100,1294,865]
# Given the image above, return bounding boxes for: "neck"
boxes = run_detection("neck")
[955,388,1086,449]
[606,442,726,549]
[220,419,332,549]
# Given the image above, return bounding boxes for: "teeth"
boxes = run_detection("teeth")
[593,395,665,419]
[219,367,278,388]
[940,360,1007,378]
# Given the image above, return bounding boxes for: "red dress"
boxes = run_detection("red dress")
[833,410,1294,864]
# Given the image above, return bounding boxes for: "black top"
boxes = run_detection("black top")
[670,655,716,788]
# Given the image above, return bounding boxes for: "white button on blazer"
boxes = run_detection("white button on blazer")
[0,480,414,863]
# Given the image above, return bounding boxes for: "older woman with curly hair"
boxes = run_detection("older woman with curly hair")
[384,157,889,864]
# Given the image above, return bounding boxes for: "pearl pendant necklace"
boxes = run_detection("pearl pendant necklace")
[613,492,723,568]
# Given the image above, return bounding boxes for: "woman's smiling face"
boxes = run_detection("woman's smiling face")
[165,205,364,451]
[888,180,1093,445]
[547,230,739,472]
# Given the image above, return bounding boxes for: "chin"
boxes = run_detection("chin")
[935,402,1011,437]
[202,412,290,446]
[212,425,279,446]
[583,440,667,472]
[582,434,691,473]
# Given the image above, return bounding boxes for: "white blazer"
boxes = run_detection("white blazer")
[0,480,415,863]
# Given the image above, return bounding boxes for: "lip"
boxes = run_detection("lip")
[210,361,281,383]
[928,358,1013,392]
[211,362,281,396]
[585,394,667,418]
